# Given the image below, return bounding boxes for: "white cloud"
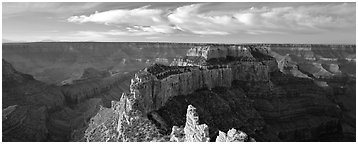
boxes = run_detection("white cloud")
[168,4,236,35]
[3,2,101,16]
[67,5,165,26]
[67,3,355,36]
[191,30,229,35]
[168,3,355,35]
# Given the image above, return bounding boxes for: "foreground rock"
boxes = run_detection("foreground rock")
[216,128,255,142]
[169,105,252,142]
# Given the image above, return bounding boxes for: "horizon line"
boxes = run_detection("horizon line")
[2,41,356,45]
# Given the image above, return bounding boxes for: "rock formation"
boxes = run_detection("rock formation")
[129,45,274,114]
[169,105,254,142]
[115,93,166,142]
[216,128,254,142]
[118,44,351,141]
[183,105,210,142]
[186,45,253,60]
[169,105,210,142]
[60,70,133,106]
[169,126,185,142]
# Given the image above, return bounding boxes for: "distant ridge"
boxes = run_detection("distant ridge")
[2,41,356,46]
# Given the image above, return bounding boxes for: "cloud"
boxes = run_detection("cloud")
[67,3,355,36]
[167,4,234,35]
[3,2,101,17]
[67,5,165,26]
[168,3,355,35]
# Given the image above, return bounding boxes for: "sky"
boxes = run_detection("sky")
[2,2,356,44]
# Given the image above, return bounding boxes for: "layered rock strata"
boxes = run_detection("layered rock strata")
[116,45,273,141]
[236,71,343,141]
[2,105,48,141]
[130,61,270,114]
[60,70,133,106]
[2,59,65,141]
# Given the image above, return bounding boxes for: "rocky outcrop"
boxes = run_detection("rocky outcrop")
[183,105,210,142]
[169,126,185,142]
[151,87,265,140]
[130,61,270,114]
[169,105,254,142]
[169,105,210,142]
[216,128,254,142]
[115,93,166,142]
[70,101,119,142]
[277,55,310,78]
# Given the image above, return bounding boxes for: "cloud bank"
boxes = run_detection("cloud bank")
[66,3,355,37]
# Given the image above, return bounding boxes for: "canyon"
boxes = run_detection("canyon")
[2,42,356,142]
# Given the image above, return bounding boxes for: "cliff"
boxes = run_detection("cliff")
[236,72,342,141]
[186,45,253,60]
[130,51,272,114]
[114,44,351,141]
[60,69,133,106]
[47,70,134,141]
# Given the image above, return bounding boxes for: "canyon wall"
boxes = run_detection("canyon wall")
[129,62,270,114]
[61,71,131,105]
[186,45,253,60]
